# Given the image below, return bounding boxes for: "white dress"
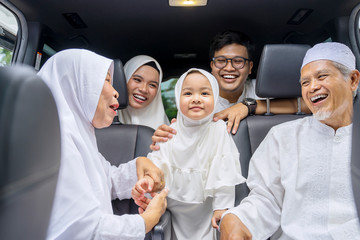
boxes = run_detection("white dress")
[148,68,245,240]
[224,116,360,240]
[38,49,145,240]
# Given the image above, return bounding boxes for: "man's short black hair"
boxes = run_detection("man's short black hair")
[209,30,254,60]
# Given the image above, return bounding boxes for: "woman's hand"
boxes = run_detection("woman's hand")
[140,188,168,233]
[136,157,165,192]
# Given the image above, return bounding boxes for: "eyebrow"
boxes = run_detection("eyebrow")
[300,69,331,82]
[132,74,143,80]
[150,80,159,86]
[181,86,212,91]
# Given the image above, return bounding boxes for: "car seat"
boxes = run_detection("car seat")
[95,59,171,240]
[233,44,311,205]
[351,90,360,219]
[0,65,61,240]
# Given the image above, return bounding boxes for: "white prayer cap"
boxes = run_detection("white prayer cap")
[301,42,355,70]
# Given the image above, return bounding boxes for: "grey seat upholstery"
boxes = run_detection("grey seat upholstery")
[95,59,170,240]
[0,65,61,240]
[233,44,311,205]
[351,91,360,219]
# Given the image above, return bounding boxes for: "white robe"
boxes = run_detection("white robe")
[38,49,145,240]
[215,79,261,113]
[148,68,245,240]
[223,116,360,240]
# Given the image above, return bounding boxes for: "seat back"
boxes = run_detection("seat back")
[113,59,128,110]
[351,92,360,219]
[96,124,154,214]
[0,65,61,240]
[233,44,311,205]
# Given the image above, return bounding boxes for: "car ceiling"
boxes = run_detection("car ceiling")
[7,0,360,79]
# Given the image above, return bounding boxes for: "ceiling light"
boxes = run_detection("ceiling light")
[287,8,313,25]
[169,0,207,7]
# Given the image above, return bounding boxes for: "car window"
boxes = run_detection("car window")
[161,77,178,120]
[0,4,18,66]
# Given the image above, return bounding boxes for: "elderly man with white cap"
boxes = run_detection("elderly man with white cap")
[219,42,360,240]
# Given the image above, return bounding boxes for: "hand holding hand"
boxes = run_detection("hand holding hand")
[132,176,154,211]
[140,188,168,233]
[136,157,165,192]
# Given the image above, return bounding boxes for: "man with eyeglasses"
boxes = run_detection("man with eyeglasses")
[209,30,259,134]
[210,30,310,134]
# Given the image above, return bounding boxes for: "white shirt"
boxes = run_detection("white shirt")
[223,116,360,240]
[216,79,260,113]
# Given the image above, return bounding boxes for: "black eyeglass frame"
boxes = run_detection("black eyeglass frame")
[212,56,251,69]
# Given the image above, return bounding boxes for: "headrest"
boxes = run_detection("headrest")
[256,44,311,98]
[112,59,128,109]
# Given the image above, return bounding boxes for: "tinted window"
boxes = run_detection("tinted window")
[161,78,178,120]
[0,4,18,66]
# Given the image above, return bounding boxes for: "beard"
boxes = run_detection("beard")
[313,110,332,121]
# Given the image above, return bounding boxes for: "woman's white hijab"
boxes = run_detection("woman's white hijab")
[38,49,114,238]
[117,55,170,129]
[148,68,245,203]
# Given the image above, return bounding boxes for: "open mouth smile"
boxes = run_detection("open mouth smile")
[310,94,328,104]
[133,94,147,103]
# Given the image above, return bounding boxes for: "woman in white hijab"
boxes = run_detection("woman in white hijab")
[132,68,245,240]
[117,55,170,129]
[37,49,167,240]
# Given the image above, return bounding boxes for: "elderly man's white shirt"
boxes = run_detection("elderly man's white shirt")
[215,79,260,112]
[224,116,360,240]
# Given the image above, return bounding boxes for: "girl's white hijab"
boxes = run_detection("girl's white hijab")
[38,49,114,238]
[149,68,244,203]
[117,55,170,129]
[175,68,219,126]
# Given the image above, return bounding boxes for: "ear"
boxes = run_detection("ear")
[210,61,215,74]
[350,69,360,92]
[248,61,254,74]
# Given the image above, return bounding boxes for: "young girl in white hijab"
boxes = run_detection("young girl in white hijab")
[37,49,167,240]
[117,55,170,129]
[132,68,245,240]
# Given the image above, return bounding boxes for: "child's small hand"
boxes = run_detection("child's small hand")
[132,175,155,212]
[211,209,227,230]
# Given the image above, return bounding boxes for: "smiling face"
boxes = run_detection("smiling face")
[127,65,160,109]
[300,60,359,129]
[92,71,119,128]
[179,72,214,120]
[210,43,253,103]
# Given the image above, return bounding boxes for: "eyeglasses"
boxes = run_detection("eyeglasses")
[212,56,250,70]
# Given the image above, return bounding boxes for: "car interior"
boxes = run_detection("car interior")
[1,0,360,239]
